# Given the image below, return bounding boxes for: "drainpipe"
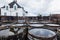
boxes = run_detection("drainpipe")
[0,8,2,26]
[16,12,18,23]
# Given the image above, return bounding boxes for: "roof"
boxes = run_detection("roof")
[51,14,60,18]
[2,1,22,8]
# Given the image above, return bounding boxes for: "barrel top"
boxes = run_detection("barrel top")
[0,29,14,37]
[46,24,60,26]
[12,24,24,26]
[2,24,25,27]
[29,21,39,23]
[18,20,25,23]
[40,21,50,23]
[29,24,44,27]
[29,28,56,38]
[2,24,11,26]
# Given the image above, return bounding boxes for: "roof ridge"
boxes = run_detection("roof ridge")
[1,1,22,8]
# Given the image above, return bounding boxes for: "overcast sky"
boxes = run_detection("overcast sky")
[0,0,60,16]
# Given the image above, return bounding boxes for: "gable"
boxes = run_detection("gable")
[2,1,22,8]
[9,1,21,8]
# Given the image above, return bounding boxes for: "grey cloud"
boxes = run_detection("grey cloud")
[0,0,59,16]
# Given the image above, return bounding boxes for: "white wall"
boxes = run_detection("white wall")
[1,4,24,16]
[1,8,10,16]
[1,8,24,16]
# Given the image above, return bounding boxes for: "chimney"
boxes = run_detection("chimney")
[14,0,17,2]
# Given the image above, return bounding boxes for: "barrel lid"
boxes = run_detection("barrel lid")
[46,24,60,26]
[40,21,50,23]
[18,20,25,23]
[12,24,24,27]
[30,24,44,27]
[29,28,56,38]
[29,21,39,23]
[0,29,14,37]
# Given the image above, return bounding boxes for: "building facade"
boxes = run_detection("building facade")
[0,0,28,23]
[1,0,27,16]
[0,0,42,23]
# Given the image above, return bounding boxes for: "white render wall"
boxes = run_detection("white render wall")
[1,4,38,17]
[1,8,24,16]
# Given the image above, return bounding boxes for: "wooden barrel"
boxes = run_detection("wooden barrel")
[0,27,24,40]
[18,20,25,23]
[28,28,57,40]
[57,28,60,40]
[45,24,60,31]
[0,29,14,40]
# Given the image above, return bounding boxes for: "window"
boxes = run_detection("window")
[14,6,16,10]
[4,12,7,16]
[6,6,8,10]
[16,12,18,16]
[14,4,17,10]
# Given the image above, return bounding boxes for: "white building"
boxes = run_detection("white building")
[0,0,27,16]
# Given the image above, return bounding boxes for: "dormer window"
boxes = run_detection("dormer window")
[6,6,8,10]
[14,4,17,10]
[14,6,16,10]
[5,4,9,10]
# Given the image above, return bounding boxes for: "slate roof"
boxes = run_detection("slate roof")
[2,1,22,8]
